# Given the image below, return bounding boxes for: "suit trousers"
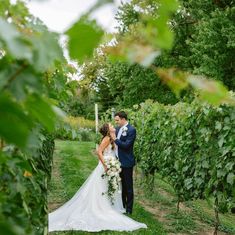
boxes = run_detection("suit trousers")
[120,167,134,213]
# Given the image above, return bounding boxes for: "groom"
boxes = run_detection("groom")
[111,111,136,215]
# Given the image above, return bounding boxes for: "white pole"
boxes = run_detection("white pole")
[95,103,98,150]
[111,107,115,119]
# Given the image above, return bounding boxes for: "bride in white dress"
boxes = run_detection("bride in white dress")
[48,123,147,232]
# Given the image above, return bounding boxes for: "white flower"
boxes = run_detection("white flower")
[101,159,122,204]
[121,126,128,136]
[123,126,128,131]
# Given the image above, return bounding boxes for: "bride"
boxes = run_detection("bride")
[48,123,147,232]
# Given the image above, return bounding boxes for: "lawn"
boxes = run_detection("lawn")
[48,140,166,235]
[48,140,235,235]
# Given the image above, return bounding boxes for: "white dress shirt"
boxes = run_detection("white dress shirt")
[115,122,128,158]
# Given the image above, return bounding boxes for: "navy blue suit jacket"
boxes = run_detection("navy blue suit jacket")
[115,123,136,168]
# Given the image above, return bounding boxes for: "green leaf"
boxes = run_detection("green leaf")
[0,17,32,60]
[154,19,174,49]
[88,0,114,14]
[154,0,179,49]
[0,18,63,71]
[66,17,103,63]
[16,158,32,172]
[0,222,18,235]
[0,93,31,147]
[22,199,30,214]
[217,169,226,178]
[227,173,234,185]
[25,94,56,132]
[184,178,193,189]
[156,68,189,97]
[0,59,11,89]
[218,137,224,148]
[202,160,209,168]
[159,0,179,12]
[30,31,64,71]
[9,67,43,100]
[215,121,222,131]
[128,45,161,67]
[188,75,234,105]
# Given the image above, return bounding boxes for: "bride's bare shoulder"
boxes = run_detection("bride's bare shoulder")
[98,136,111,151]
[100,136,110,146]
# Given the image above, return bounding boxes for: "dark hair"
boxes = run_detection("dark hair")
[99,123,115,150]
[114,111,128,120]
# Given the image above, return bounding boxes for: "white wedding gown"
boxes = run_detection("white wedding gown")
[48,144,147,232]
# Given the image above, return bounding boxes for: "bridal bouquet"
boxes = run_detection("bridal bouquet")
[101,157,122,204]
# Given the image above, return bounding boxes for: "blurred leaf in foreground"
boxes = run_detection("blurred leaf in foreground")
[66,16,104,63]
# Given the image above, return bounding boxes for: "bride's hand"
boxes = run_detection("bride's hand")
[110,127,115,133]
[110,132,116,140]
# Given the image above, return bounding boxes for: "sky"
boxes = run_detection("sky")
[24,0,130,80]
[26,0,129,33]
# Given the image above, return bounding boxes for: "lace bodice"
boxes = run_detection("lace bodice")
[103,144,116,159]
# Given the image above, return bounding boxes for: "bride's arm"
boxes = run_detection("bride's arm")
[97,136,110,171]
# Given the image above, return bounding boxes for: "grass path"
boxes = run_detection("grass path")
[48,140,235,235]
[48,140,166,235]
[135,176,235,235]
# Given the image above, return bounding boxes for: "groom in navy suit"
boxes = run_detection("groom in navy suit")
[111,111,136,214]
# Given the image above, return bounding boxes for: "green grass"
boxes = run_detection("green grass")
[165,211,197,234]
[48,140,166,235]
[48,141,96,203]
[48,140,235,235]
[149,175,235,234]
[188,201,235,234]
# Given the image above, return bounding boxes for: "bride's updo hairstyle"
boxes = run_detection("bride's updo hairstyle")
[99,123,115,150]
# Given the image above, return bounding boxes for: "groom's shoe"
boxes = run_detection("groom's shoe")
[126,211,132,215]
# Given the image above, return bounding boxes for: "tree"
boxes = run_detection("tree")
[159,0,235,90]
